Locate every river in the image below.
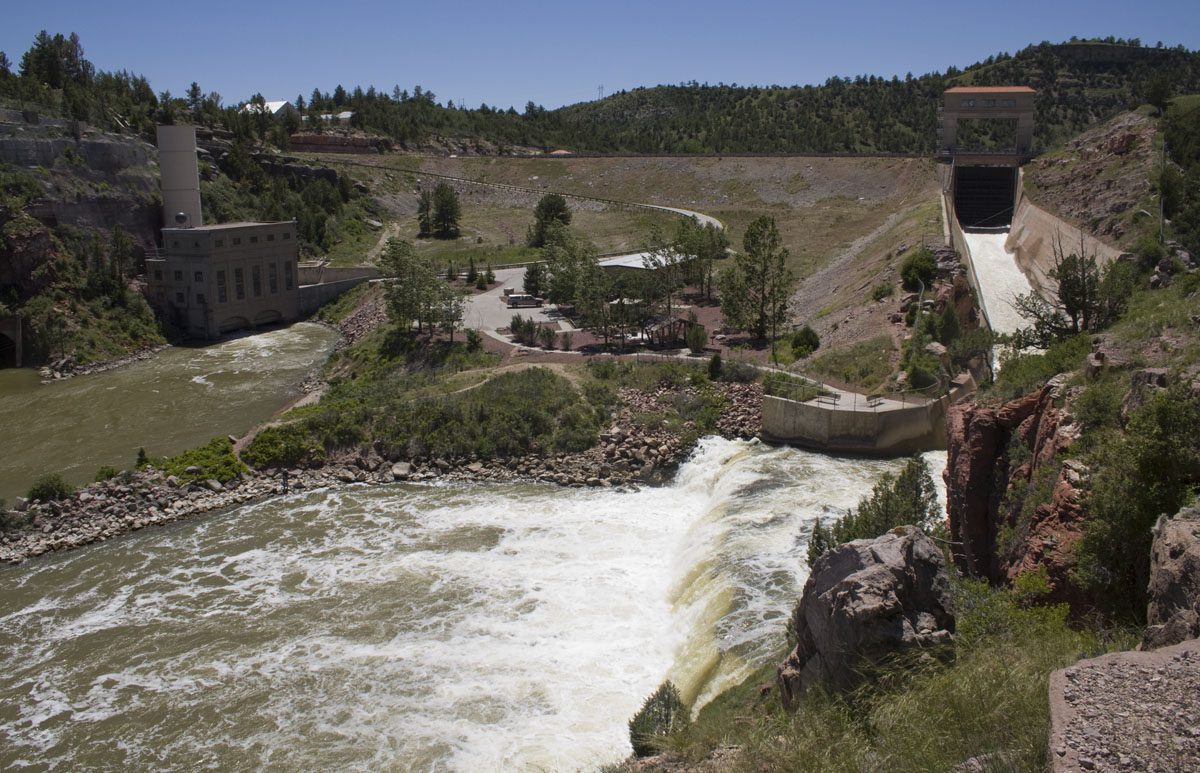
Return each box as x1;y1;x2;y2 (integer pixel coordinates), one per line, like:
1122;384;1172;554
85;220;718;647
0;323;340;503
0;438;946;770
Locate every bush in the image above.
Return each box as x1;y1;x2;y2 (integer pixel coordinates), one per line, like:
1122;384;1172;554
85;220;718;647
718;359;758;383
685;323;707;353
629;681;689;757
94;465;119;482
990;334;1090;400
871;282;895;301
707;353;723;379
790;325;820;358
900;248;936;291
1074;386;1200;620
156;437;248;483
465;328;482;353
28;473;74;502
807;456;940;567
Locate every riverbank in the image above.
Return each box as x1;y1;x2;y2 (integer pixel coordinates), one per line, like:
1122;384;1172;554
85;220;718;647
37;342;172;382
0;382;761;565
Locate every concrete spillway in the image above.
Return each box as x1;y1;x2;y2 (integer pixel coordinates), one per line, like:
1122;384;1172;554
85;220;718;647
960;229;1035;336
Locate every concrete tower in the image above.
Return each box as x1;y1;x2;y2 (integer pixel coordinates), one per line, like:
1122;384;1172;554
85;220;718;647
156;125;203;228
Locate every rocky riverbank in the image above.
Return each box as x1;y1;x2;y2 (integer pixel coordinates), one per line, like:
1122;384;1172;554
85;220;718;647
0;382;762;565
38;343;171;382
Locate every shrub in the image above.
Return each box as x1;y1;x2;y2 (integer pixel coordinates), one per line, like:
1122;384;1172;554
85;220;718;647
94;465;119;482
465;328;482;353
685;323;707;353
628;681;689;757
807;456;940;567
1074;386;1200;620
871;281;895;301
560;332;572;351
157;437;248;483
900;248;936;291
790;325;820;358
707;353;723;379
538;326;556;349
718;359;758;383
990;334;1090;400
28;473;74;502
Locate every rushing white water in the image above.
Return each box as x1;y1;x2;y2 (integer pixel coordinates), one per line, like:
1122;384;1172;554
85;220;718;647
960;230;1034;336
0;439;946;771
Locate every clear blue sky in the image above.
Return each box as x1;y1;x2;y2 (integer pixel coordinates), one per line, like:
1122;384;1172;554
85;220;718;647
2;0;1198;110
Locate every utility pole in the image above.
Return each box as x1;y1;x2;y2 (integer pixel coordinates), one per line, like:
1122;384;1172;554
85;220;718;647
598;84;604;101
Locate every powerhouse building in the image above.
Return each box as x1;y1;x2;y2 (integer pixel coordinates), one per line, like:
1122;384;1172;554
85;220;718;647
145;125;300;339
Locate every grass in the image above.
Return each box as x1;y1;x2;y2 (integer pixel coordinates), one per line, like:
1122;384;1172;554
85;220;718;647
659;579;1136;772
801;334;896;392
303;153;939;285
315;282;376;323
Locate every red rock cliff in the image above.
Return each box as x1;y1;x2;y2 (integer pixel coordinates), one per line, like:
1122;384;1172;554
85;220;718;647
944;376;1089;607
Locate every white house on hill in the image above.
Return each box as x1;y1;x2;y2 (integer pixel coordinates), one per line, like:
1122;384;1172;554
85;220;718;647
239;100;295;117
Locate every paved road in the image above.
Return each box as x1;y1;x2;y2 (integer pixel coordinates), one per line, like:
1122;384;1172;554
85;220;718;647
644;205;723;231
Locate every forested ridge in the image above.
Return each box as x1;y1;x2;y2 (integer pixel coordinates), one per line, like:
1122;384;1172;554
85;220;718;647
2;34;1199;155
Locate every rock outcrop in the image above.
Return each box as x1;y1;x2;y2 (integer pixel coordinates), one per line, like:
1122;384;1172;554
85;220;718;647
944;376;1088;607
1049;638;1200;771
1141;506;1200;650
776;526;954;709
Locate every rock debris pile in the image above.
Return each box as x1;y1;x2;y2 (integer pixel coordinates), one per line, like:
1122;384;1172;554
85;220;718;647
1049;639;1200;772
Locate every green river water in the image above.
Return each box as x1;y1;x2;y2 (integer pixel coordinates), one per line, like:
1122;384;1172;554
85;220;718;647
0;322;340;502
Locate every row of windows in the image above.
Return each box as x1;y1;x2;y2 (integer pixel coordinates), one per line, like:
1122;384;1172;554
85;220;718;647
958;98;1018;108
214;262;293;304
170;231;291;250
158;261;294;306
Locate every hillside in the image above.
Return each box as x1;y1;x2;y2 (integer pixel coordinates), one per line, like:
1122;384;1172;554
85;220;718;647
4;35;1200;158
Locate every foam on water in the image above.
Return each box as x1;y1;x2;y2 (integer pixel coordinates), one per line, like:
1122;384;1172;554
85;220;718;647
0;440;947;770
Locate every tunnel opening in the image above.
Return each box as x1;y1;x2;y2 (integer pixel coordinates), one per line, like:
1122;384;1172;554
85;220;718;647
0;332;17;369
954;166;1017;229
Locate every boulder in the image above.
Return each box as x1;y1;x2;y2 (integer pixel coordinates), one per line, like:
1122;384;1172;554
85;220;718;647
390;462;412;480
777;526;954;709
1141;506;1200;650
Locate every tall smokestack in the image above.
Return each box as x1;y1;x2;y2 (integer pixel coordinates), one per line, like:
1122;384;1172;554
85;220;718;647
157;125;203;228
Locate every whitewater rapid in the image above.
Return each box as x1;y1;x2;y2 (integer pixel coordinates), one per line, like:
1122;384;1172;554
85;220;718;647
0;438;945;770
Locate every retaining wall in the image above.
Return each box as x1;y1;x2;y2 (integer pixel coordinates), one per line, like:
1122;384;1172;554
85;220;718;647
761;394;950;456
1005;182;1124;298
297;265;380;286
298;276;372;315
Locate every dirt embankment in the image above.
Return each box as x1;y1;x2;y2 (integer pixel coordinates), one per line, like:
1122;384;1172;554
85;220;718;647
1023;111;1159;246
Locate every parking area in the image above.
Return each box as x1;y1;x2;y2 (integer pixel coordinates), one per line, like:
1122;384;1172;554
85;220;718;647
461;267;561;331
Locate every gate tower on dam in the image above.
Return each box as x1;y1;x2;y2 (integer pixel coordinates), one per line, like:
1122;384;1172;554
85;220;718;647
937;86;1035;229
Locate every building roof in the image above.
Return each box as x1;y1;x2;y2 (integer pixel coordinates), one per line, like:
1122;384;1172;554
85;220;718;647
944;86;1035;94
240;100;294;115
598;251;684;270
162;220;294;233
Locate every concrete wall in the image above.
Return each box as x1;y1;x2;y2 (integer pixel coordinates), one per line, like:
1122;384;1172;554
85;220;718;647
298;276;372;315
942;189;993;331
761;394;949;456
297;265;380;286
1005;181;1124;297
